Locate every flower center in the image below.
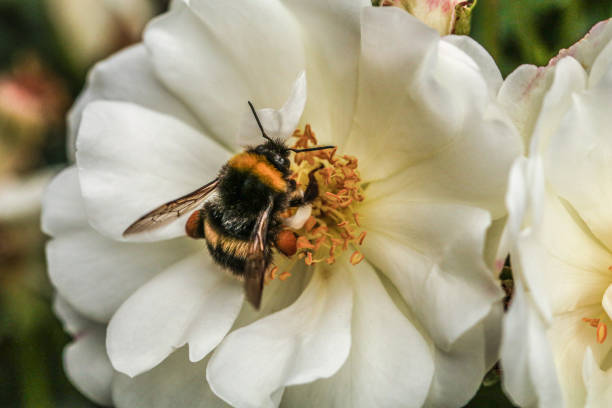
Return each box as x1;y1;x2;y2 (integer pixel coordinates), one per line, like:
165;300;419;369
288;125;366;267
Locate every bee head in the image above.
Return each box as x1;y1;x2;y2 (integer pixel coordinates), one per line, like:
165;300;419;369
254;140;291;173
247;101;333;173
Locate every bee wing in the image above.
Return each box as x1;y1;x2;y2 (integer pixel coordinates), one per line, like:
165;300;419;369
244;198;274;309
123;178;219;236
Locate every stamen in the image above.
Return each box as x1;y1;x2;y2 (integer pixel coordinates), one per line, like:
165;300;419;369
598;322;608;344
279;271;292;281
350;251;365;265
583;317;609;344
280;124;368;273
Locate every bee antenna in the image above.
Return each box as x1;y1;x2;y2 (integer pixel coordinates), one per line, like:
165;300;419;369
248;101;273;143
289;146;335;153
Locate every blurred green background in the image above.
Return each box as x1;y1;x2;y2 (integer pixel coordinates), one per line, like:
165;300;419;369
0;1;609;407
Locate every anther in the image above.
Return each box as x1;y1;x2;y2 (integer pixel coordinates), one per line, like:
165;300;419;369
350;251;365;265
598;322;608;343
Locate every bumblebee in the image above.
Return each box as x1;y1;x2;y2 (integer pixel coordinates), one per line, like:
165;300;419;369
123;102;333;309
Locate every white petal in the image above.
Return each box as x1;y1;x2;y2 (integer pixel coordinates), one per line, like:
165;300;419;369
500;277;563;408
545;87;612;250
549;305;612;407
346;8;520;189
345;7;437;180
64;326;114;407
68;44;201;160
281;0;368;147
530;56;587;154
41;166;88;236
496;156;546;269
107;252;243;377
362;104;521;218
425;308;495;407
498;64;555;147
517;191;612;319
583;347;612;408
44;164;195;322
442;35;503;97
361;200;502;348
602;284;612;320
589;39;612;89
53;295;91;336
207;266;353;408
113;348;229;408
237;71;306;146
47;230;195;323
144;0;304;151
283;262;433;408
76;101;230;242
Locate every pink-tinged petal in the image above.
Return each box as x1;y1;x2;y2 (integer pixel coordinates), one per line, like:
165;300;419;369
529;57;587;154
107;252;244;377
113;349;229;408
498;64;555;148
76;101;230;242
207;267;353;408
68;44;201;160
144;0;305;151
551;19;612;74
500;19;612;149
283;262;434;408
389;0;470;35
64;326;114;407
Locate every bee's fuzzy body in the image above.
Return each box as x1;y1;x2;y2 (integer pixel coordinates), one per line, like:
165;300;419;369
197;141;294;278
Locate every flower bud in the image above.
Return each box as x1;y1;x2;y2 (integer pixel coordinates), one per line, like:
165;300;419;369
374;0;477;35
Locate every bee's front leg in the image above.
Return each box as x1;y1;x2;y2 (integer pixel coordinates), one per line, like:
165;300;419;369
289;165;323;207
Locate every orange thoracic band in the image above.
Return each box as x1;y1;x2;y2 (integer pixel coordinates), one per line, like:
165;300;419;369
228;152;287;192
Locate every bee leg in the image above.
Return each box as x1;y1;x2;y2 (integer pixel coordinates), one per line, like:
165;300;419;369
289;165;323;207
185;209;206;239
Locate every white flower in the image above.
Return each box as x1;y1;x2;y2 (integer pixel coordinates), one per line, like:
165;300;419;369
498;18;612;408
45;2;521;407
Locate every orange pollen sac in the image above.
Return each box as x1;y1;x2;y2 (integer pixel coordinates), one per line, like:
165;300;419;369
284;125;367;268
583;317;608;344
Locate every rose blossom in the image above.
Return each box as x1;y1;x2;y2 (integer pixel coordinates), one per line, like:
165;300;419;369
497;18;612;408
44;1;521;407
